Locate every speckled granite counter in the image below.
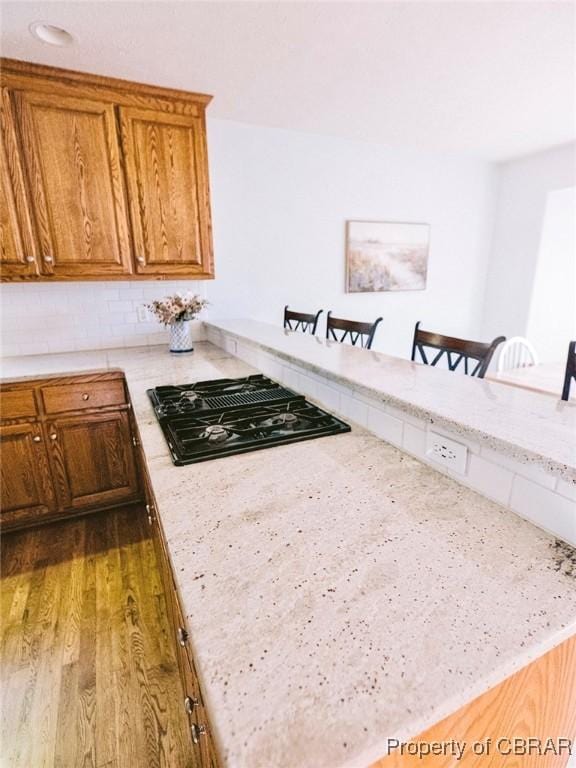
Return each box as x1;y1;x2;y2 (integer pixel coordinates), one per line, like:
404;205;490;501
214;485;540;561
206;319;576;482
2;343;576;768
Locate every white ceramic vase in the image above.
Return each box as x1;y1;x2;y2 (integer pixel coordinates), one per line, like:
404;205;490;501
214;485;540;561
170;319;194;353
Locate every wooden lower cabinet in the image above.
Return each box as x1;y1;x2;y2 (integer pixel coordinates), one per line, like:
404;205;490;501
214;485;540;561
371;634;576;768
47;410;138;510
141;459;220;766
0;372;141;530
0;421;56;526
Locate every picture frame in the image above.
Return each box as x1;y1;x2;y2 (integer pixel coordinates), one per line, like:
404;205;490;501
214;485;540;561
345;220;430;293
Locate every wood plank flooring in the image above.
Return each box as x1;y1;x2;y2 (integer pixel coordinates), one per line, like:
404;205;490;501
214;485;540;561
0;506;194;768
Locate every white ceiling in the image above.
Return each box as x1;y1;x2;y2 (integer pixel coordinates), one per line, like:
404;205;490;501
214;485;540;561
1;1;575;161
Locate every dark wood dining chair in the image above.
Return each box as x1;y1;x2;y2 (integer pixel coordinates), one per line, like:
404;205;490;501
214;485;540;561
411;321;505;378
561;341;576;401
283;306;323;334
325;312;383;350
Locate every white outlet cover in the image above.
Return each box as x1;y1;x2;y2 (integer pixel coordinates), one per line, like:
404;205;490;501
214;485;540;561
425;430;468;475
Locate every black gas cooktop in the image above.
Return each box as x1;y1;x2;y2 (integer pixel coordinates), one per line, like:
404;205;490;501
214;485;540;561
148;374;350;465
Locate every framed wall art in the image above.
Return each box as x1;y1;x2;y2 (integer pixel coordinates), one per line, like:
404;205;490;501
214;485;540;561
346;220;430;293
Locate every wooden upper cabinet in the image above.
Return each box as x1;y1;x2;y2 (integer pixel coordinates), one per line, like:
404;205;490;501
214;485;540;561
0;88;39;278
119;107;213;277
0;58;214;282
13;89;133;277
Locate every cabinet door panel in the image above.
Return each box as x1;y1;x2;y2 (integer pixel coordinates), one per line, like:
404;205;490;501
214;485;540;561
15;90;133;277
48;410;138;510
0;422;56;525
0;88;39;278
120;107;213;277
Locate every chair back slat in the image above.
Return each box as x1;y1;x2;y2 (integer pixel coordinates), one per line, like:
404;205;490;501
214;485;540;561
411;321;505;379
497;337;539;372
561;341;576;401
325;313;382;350
284;306;323;335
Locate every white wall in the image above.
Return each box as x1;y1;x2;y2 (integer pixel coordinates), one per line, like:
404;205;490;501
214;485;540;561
0;118;496;359
526;186;576;362
206;119;497;359
481;143;576;351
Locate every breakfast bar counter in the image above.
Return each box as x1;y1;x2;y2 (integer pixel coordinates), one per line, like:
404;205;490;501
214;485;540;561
205;319;576;483
2;342;576;767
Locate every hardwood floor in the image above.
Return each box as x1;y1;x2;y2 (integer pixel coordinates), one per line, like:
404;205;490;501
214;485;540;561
0;506;194;767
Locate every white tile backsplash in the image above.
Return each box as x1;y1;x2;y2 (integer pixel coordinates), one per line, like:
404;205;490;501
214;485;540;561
465;453;514;506
0;281;207;356
367;405;404;447
296;371;319;399
556;478;576;502
281;365;300;391
257;352;283;381
510;476;576;546
480;446;557;490
315;380;341;412
402;423;427;458
338;392;369;427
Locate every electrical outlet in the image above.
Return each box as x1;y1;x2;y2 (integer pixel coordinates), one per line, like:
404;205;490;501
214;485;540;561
136;306;150;323
425;431;468;475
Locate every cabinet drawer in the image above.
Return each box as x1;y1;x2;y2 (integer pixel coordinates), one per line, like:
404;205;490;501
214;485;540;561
42;380;126;413
0;388;37;420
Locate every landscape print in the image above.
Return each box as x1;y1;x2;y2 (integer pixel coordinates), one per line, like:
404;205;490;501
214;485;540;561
346;220;430;293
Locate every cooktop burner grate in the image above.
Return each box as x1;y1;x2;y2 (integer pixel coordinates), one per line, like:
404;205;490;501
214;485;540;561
161;400;351;465
147;374;350;465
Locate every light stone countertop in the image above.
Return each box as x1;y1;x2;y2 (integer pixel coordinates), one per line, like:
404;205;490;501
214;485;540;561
2;343;576;768
206;319;576;482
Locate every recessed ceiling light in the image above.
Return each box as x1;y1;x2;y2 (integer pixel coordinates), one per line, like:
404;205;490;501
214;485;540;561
29;22;74;47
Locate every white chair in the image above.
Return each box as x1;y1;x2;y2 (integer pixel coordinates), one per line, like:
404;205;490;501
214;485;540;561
497;337;539;372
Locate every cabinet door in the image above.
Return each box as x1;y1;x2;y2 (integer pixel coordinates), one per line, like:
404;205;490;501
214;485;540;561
119;107;214;277
0;421;56;526
14;89;133;277
47;410;139;511
0;89;39;278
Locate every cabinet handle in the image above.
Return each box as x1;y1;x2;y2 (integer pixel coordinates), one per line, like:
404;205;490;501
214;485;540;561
145;503;154;525
33;435;42;443
184;696;199;714
82;393;90;401
44;255;54;263
190;723;206;745
177;626;189;646
136;256;145;264
50;433;57;440
26;256;35;263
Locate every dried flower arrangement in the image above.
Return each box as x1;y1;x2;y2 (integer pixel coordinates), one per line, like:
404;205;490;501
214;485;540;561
145;293;208;326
